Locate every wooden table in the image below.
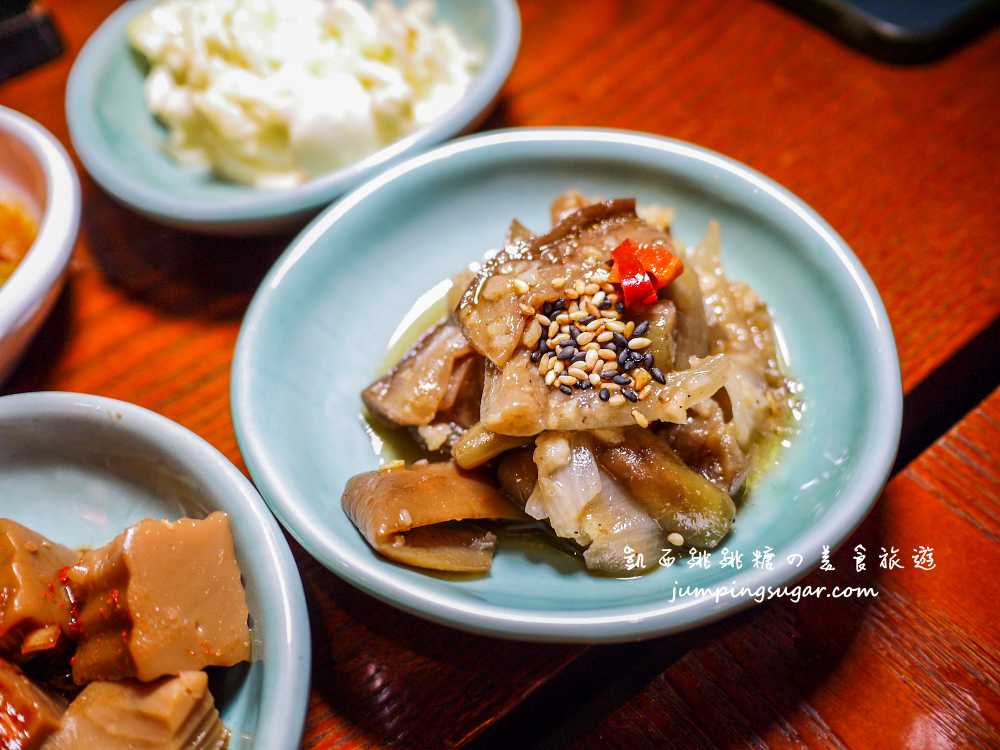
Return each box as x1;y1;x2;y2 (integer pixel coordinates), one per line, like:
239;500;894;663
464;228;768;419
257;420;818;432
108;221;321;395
3;1;999;748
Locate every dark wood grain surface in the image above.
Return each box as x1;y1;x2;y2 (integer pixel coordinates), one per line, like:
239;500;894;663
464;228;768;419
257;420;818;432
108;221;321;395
1;1;998;748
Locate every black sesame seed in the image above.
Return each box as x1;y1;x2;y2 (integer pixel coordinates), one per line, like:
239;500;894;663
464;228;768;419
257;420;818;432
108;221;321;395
542;302;553;317
576;380;592;390
599;388;610;401
651;367;666;384
568;325;582;339
612;374;632;386
622;387;639;402
573;352;587;363
559;384;573;395
616;301;626;313
643;352;654;369
599;299;612;310
579;315;596;325
612;332;629;350
552;298;566;311
601;371;617;381
634;320;650;337
557;346;576;360
605;342;617;353
530;350;541;363
618;349;629;366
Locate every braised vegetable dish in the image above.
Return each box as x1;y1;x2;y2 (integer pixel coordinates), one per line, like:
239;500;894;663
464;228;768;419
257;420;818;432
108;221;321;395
344;191;799;576
0;514;250;749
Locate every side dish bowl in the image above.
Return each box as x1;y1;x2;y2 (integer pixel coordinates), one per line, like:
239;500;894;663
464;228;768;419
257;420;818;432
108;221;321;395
65;0;520;234
231;128;902;643
0;106;79;384
0;392;311;749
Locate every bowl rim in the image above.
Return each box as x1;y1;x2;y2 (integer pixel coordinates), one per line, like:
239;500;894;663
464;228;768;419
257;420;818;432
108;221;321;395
0;106;80;342
64;0;521;231
231;127;903;643
0;391;312;748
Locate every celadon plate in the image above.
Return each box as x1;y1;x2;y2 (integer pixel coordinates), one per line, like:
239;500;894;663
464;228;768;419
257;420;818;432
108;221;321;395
232;129;902;643
65;0;520;234
0;392;311;748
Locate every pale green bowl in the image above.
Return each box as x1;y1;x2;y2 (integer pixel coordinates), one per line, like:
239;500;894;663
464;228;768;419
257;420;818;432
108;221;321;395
232;129;902;643
65;0;520;234
0;392;311;748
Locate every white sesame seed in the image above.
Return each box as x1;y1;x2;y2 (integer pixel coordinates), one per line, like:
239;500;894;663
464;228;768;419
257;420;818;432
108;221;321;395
639;385;652;399
631;409;649;428
600;310;618;320
598;349;617;361
512;278;530;294
585;319;604;332
591;290;606;307
586;302;601;317
552;361;565;374
569;310;587;321
624;321;635;338
558;374;577;386
536;313;551;326
628;337;652;350
519;302;535;315
551;277;566;289
539;354;551;373
574;279;586;295
585;349;599;368
553;332;570;344
565;288;580;299
667;532;685;546
560;324;570;334
576;331;595;346
544;370;557;386
556;313;570;325
588;372;602;386
596;331;614;343
585;342;600;352
609;394;626;406
522;319;542;349
606;320;626;332
584;282;600;295
568;366;588;381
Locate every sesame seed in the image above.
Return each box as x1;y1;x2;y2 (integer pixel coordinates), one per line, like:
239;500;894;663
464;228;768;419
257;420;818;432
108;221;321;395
568;366;588;380
539;354;550;373
552;361;564;374
634;320;650;337
591;290;606;307
633;368;651;391
512;278;530;294
612;332;629;350
536;313;551;327
585;318;604;332
565;288;580;299
609;394;626;406
616;301;626;313
519;302;536;315
548;321;559;338
556;313;570;325
628;337;652;350
557;346;576;360
667;532;685;546
601;371;617;381
643;352;654;370
579;315;596;326
522;319;542;349
639;385;652;399
622;387;639;402
600;309;618;319
551;277;566;289
530;350;541;363
612;374;631;386
569;310;587;321
576;331;595;346
606;320;626;332
585;349;599;368
598;349;617;361
631;409;649;428
599;388;611;401
589;372;602;386
650;367;666;384
545;370;557;386
585;342;600;352
624;321;635;338
558;374;577;386
574;280;586;295
559;384;573;395
618;349;629;366
596;331;614;343
584;282;600;295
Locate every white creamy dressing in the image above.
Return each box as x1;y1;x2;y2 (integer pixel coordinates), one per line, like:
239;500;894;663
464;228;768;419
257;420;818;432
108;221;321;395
128;0;480;187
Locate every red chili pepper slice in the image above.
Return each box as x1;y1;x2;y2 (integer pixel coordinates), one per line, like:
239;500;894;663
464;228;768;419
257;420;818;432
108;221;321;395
610;239;658;307
636;244;684;289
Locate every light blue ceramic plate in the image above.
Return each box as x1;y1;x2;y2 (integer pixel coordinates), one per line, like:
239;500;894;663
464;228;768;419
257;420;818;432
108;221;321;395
0;392;311;748
65;0;520;234
232;129;902;643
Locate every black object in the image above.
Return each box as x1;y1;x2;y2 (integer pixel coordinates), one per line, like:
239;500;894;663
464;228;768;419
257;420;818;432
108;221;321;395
0;2;64;83
775;0;1000;63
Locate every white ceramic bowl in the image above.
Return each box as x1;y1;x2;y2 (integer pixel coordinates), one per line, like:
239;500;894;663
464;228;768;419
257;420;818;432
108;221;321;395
0;106;80;383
